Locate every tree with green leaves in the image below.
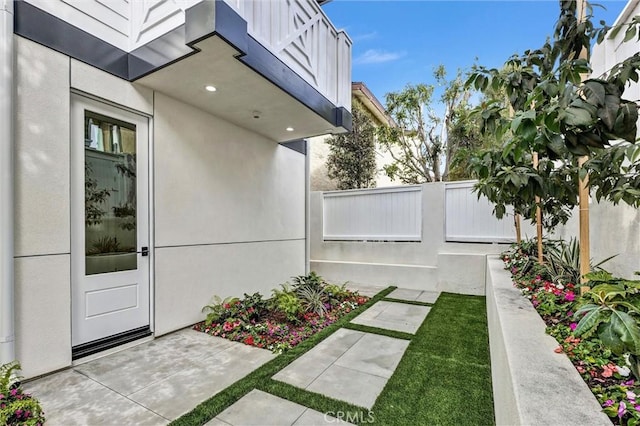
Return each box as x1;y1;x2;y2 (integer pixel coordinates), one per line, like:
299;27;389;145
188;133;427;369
467;1;640;230
377;66;478;183
326;104;377;190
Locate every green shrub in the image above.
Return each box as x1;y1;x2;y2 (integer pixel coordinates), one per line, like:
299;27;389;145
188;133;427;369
270;284;303;322
202;295;240;326
546;237;616;285
574;271;640;379
292;271;326;293
0;361;45;426
325;282;351;304
297;285;329;317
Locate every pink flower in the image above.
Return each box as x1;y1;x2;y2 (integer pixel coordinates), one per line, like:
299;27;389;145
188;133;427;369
570;323;578;331
564;291;576;302
602;364;616;378
619;401;627;418
603;399;615;407
10;389;17;396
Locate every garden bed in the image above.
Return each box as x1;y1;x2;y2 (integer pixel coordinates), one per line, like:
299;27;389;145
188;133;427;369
486;256;609;426
193;273;369;353
499;241;640;426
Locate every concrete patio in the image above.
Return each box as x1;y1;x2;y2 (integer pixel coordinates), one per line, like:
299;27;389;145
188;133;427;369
23;287;438;425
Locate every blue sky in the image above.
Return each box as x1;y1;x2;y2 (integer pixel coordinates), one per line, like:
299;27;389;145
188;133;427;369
323;0;629;105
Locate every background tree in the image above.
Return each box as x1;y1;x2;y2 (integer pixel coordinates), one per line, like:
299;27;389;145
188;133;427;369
326;104;377;190
377;66;480;183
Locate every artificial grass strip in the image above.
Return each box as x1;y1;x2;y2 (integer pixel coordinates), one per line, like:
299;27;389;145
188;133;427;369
382;297;434;307
342;322;414;341
370;292;495;426
169;285;396;426
415;292;492;366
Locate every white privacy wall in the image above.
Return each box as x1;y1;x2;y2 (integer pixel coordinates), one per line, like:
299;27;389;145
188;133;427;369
323;186;422;241
311;182;506;294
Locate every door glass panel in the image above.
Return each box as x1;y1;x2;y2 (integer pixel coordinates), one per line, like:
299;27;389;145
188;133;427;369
84;111;137;275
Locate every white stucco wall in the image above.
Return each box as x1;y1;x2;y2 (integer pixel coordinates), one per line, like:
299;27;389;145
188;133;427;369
153;92;306;335
552;201;640;279
14;36;72;378
588;1;640;278
13;36;307;377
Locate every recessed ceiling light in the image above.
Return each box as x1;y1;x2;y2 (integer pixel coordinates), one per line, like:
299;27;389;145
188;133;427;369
286;127;294;132
205;85;217;92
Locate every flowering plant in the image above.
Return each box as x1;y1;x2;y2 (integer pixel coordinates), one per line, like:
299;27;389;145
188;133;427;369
195;274;369;354
0;361;45;426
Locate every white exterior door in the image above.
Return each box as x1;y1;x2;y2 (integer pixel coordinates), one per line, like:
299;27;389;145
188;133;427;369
71;94;150;351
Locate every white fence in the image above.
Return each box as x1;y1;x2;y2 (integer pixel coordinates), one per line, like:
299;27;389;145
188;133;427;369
444;181;521;243
321;182;526;243
323;186;422;241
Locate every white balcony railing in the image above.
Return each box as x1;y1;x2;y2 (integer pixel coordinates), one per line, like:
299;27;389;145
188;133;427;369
27;0;351;110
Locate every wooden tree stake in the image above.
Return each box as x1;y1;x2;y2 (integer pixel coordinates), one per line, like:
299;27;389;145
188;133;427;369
577;0;591;289
579;155;590;287
533;152;543;264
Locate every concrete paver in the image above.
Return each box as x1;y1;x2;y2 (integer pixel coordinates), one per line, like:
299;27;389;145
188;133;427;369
350;300;430;334
273;329;409;409
344;282;387;298
307;364;388;409
334;333;409;379
272;329;365;388
415;290;440;304
214;390;353;426
387;288;440;303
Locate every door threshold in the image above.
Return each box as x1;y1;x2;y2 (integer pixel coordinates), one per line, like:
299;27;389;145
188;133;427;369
72;326;152;361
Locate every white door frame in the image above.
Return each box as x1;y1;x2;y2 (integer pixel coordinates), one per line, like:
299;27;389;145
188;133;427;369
70;93;154;351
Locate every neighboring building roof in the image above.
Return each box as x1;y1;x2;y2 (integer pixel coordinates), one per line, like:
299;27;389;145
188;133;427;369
352;82;396;127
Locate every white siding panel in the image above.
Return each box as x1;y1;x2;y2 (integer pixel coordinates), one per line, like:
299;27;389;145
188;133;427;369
27;0;130;49
323;186;422;241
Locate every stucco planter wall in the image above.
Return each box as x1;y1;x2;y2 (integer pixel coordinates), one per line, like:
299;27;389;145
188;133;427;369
486;256;611;426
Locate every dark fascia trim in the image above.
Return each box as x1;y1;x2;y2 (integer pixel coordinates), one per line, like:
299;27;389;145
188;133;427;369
280;139;307;155
14;0;351;132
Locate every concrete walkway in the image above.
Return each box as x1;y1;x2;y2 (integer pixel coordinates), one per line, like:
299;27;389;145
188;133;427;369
24;287;438;425
24;330;276;425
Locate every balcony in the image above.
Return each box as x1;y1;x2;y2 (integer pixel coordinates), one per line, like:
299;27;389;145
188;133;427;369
18;0;352;140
